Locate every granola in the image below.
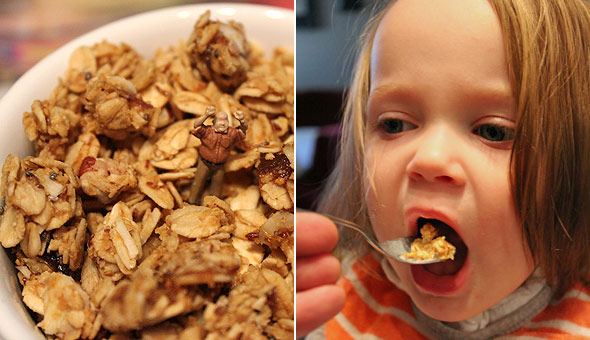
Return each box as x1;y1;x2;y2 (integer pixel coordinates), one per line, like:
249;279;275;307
1;10;293;340
402;223;456;261
188;10;251;92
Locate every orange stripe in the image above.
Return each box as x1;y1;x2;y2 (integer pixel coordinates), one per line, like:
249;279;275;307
530;297;590;328
570;282;590;295
329;276;428;339
350;253;383;274
330;255;590;339
349;254;415;313
325;319;355;340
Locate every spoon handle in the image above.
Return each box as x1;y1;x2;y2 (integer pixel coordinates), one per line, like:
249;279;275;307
298;209;444;264
316;213;392;258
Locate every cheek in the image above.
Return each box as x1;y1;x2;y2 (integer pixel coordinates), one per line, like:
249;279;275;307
364;146;393;213
363;146;406;240
363;151;377;204
473;160;527;254
470;161;535;292
477;199;534;271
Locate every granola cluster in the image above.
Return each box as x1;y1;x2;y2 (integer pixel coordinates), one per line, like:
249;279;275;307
0;10;293;340
188;10;251;92
401;224;456;261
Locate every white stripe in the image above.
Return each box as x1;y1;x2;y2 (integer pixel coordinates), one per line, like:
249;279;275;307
525;319;590;336
342;270;433;339
554;288;590;304
335;313;386;340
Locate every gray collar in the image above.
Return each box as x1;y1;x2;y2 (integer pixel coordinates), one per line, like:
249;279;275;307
381;259;553;340
413;284;552;340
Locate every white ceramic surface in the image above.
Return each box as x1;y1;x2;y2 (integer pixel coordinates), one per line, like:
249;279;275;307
0;4;293;339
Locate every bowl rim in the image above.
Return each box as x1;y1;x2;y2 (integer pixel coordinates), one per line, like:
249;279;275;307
0;2;293;107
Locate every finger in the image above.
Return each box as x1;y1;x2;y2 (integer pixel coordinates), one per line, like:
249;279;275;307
296;285;345;338
296;253;341;292
296;212;339;256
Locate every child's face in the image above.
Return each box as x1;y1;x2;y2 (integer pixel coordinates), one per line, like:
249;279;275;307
364;0;535;321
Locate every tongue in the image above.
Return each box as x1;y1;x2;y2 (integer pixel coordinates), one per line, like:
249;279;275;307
423;254;465;275
420;219;468;276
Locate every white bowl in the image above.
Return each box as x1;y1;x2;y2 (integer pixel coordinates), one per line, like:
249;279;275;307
0;4;293;339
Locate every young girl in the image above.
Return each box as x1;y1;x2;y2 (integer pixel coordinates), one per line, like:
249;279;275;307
296;0;590;339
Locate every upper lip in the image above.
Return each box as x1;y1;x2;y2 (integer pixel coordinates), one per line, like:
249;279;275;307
404;206;461;239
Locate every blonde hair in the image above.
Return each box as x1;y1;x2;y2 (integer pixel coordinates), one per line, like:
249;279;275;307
492;0;590;295
317;2;392;258
318;0;590;295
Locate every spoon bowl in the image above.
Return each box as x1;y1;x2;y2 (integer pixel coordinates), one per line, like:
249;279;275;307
319;213;446;265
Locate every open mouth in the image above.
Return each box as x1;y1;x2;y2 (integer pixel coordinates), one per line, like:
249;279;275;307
416;217;468;276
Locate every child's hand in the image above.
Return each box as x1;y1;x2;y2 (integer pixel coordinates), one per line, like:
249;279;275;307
296;212;346;338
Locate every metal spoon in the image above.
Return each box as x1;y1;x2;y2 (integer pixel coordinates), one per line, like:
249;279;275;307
318;213;446;265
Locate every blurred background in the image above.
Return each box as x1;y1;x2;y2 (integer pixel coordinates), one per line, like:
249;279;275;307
296;0;374;209
0;0;292;99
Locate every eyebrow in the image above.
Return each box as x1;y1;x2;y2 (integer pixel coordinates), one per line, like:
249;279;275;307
368;83;514;110
368;84;419;103
367;84;423;114
462;86;515;108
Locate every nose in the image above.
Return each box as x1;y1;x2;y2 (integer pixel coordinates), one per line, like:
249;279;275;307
406;126;466;186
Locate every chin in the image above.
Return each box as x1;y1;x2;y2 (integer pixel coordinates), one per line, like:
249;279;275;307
397;262;489;322
410;293;483;322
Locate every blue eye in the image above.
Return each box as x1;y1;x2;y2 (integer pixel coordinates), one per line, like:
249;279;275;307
380;118;416;134
474;124;514;142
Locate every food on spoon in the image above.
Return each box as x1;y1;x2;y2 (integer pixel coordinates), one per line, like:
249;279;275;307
401;223;456;261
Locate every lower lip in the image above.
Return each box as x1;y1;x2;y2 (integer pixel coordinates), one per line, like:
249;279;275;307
410;257;469;295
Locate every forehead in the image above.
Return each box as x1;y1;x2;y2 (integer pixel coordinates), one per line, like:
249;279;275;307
370;0;509;92
215;112;228;119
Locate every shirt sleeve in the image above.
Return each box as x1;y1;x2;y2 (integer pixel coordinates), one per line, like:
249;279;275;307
231;127;246;142
194;126;207;139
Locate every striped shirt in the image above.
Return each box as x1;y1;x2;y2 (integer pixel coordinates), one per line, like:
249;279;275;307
323;254;590;339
